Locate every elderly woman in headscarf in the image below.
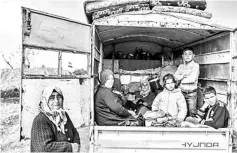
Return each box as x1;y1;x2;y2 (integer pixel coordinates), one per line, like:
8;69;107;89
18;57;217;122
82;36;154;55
94;69;137;126
31;86;80;152
133;77;156;111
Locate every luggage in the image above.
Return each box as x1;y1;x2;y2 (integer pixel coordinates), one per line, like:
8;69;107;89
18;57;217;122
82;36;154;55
85;0;150;13
150;0;207;11
92;3;150;20
149;78;162;90
152;6;212;19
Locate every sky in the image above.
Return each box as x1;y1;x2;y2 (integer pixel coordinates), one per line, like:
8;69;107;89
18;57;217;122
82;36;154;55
0;0;237;69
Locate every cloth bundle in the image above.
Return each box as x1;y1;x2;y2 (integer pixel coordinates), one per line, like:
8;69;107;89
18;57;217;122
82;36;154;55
118;113;145;126
143;110;166;119
152;6;212;19
92;3;150;20
150;0;207;10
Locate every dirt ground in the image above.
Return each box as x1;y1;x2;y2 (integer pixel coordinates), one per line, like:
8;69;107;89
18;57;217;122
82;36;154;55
0;98;89;153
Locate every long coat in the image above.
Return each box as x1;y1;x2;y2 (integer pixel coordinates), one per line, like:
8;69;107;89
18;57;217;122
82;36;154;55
31;112;80;152
94;86;133;126
152;88;187;121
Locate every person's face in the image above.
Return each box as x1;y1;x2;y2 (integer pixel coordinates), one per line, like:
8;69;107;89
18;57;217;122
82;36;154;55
105;75;114;89
141;82;149;92
163;60;171;67
204;93;217;106
182;50;194;63
164;78;175;91
48;91;63;111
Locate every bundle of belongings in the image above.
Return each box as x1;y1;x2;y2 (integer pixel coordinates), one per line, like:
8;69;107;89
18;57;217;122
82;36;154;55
84;0;212;23
143;110;181;127
143;110;213;128
118;113;145;126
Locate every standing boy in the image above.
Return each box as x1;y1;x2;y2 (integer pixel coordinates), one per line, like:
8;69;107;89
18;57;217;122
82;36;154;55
174;47;199;117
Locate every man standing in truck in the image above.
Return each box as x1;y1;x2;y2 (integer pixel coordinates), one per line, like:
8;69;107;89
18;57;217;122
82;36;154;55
174;47;199;117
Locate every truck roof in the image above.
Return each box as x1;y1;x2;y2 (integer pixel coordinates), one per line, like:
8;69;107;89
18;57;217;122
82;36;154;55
92;11;233;50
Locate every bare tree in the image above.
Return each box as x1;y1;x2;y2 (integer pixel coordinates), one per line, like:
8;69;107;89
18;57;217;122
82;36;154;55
0;49;13;69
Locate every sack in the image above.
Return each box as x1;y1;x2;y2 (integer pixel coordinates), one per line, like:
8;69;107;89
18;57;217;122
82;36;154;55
143;110;166;119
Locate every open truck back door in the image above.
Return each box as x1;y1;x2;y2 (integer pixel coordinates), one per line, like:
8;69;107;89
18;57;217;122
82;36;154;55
20;7;93;152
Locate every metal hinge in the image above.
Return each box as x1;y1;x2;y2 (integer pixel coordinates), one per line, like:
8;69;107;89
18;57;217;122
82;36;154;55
232;66;235;72
24;9;31;36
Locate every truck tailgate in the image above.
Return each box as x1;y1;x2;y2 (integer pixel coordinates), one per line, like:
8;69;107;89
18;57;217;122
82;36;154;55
93;126;232;153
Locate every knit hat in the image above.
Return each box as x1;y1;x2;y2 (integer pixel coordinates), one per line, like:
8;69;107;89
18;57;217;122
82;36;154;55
100;69;114;85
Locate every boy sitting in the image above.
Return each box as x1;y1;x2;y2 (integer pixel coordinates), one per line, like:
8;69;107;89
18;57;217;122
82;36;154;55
186;86;229;129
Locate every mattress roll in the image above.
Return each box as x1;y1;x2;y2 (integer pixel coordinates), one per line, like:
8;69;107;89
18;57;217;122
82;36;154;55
85;0;150;13
152;5;212;19
150;0;207;11
92;3;150;20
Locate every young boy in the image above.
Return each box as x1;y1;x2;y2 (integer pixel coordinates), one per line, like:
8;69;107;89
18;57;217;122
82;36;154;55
195;86;229;129
152;74;187;121
174;47;199;117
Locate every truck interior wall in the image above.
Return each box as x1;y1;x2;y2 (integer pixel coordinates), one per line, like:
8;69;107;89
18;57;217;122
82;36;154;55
103;41;166;59
173;33;230;104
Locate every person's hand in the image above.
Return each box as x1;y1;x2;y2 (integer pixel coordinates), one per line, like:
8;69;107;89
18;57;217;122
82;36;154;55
71;143;80;152
128;110;136;116
201;102;210;111
143;102;148;106
196;115;202;123
133;98;141;104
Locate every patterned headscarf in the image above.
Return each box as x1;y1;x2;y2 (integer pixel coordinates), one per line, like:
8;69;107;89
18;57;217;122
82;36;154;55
140;77;151;98
39;86;67;134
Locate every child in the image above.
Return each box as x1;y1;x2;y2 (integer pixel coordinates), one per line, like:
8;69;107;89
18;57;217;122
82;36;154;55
187;86;229;129
152;74;187;121
174;47;199;117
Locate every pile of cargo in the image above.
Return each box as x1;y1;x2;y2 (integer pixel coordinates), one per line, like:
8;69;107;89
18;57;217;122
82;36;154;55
84;0;212;22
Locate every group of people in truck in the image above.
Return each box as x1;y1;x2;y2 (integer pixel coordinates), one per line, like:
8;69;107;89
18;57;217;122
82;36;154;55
94;47;229;129
29;47;230;152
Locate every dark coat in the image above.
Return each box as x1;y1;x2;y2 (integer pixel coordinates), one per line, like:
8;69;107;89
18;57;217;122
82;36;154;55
135;91;156;109
31;112;80;152
197;101;229;129
94;86;133;126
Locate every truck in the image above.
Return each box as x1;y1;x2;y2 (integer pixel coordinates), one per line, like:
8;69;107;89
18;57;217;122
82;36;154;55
20;5;237;153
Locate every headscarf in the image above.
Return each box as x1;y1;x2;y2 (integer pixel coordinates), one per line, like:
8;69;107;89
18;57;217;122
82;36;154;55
100;69;114;85
140;77;151;98
39;86;67;134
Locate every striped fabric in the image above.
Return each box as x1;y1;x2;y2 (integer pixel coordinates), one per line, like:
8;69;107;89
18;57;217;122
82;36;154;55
92;3;150;20
152;6;212;19
150;0;207;10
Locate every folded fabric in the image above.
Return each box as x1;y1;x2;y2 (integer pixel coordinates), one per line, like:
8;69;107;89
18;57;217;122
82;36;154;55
152;6;212;19
143;110;166;119
85;0;150;13
181;121;212;128
150;0;207;11
185;116;199;124
92;3;150;20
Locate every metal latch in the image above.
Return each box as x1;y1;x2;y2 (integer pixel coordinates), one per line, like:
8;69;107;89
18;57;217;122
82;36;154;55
24;9;31;36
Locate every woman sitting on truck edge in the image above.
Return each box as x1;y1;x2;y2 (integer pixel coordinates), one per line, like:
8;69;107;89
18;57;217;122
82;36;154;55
186;86;229;129
152;73;187;122
31;86;80;152
94;69;142;126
